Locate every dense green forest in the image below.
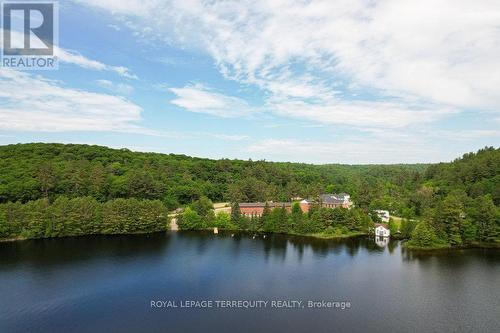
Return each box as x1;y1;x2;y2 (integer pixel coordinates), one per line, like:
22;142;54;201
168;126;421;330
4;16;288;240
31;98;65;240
0;197;169;239
405;146;500;248
0;143;498;247
0;143;425;211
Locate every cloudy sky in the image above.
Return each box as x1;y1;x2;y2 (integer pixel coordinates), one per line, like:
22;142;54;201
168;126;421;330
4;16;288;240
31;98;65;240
1;0;499;164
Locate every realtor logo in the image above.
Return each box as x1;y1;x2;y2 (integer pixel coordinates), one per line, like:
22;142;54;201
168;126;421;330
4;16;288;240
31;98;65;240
1;0;58;69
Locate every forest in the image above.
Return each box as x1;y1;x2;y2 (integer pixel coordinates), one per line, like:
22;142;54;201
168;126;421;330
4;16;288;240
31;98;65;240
0;197;168;239
0;143;498;247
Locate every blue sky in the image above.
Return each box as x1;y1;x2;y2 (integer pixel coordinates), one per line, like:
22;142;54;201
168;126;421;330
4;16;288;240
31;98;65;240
1;0;499;164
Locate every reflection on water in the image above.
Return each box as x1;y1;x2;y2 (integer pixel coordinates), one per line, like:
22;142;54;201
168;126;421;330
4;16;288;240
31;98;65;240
3;231;498;271
0;233;171;269
1;232;499;333
375;236;389;248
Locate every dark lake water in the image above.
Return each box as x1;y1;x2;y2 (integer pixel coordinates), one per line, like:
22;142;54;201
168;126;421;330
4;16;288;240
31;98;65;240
1;232;499;333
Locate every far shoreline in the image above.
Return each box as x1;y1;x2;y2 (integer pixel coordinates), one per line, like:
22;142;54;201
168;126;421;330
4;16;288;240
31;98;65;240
2;230;499;251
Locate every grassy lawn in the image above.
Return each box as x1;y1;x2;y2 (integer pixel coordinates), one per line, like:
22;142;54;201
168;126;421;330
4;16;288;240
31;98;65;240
213;202;230;209
391;216;403;229
213;202;231;215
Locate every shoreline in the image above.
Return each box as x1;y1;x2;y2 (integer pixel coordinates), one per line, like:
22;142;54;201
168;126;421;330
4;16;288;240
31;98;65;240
3;230;499;251
0;236;27;243
402;240;500;251
299;231;367;239
172;227;369;240
0;229;367;243
0;230;166;243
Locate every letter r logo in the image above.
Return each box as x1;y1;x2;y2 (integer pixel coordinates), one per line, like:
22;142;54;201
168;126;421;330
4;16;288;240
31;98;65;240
2;2;54;56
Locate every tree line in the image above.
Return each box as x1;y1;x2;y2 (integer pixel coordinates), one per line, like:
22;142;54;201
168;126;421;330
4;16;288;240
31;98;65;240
0;197;169;240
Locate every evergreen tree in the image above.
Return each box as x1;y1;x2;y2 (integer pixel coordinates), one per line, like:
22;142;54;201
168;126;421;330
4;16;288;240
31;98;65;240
388;218;398;235
408;221;441;248
460;219;477;245
0;205;7;238
308;210;324;233
276;206;289;233
400;218;417;239
25;199;50;238
230;202;241;226
290;202;303;231
471;195;497;242
434;195;464;245
260;202;271;230
332;208;350;227
37;163;56;199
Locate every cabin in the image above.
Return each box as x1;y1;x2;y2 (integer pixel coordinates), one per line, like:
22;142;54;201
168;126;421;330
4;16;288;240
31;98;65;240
374;223;390;237
374;210;390;222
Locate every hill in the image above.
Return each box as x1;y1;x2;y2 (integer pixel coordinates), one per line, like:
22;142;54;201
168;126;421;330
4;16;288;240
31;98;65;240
0;143;426;213
424;147;499;205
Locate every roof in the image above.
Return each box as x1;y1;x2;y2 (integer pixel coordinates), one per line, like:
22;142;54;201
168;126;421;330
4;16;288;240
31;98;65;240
374;223;389;230
239;202;291;208
319;194;345;204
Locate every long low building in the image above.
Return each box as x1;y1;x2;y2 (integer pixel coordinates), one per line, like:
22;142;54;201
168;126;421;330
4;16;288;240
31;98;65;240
239;193;353;217
239;202;292;217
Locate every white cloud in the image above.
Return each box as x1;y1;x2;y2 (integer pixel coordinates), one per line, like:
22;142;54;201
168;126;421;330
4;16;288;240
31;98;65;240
211;134;249;141
0;68;143;132
56;48;106;71
242;126;498;164
246;138;444;164
110;66;138;80
108;24;121;31
169;84;259;118
96;79;134;94
76;0;500;124
169;83;454;128
73;0;154;16
0;70;252;142
56;48;138;79
268;98;455;129
1;28;138;79
428;129;500;141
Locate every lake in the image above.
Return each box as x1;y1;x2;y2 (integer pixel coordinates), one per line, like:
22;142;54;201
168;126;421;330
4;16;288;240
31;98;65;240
1;232;499;333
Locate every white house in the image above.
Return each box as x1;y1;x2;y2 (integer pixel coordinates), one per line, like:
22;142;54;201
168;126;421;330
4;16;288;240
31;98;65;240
374;223;390;237
374;210;390;222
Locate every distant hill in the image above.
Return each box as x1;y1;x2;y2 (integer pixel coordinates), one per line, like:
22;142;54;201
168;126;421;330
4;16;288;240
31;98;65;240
424;147;500;205
0;143;427;213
